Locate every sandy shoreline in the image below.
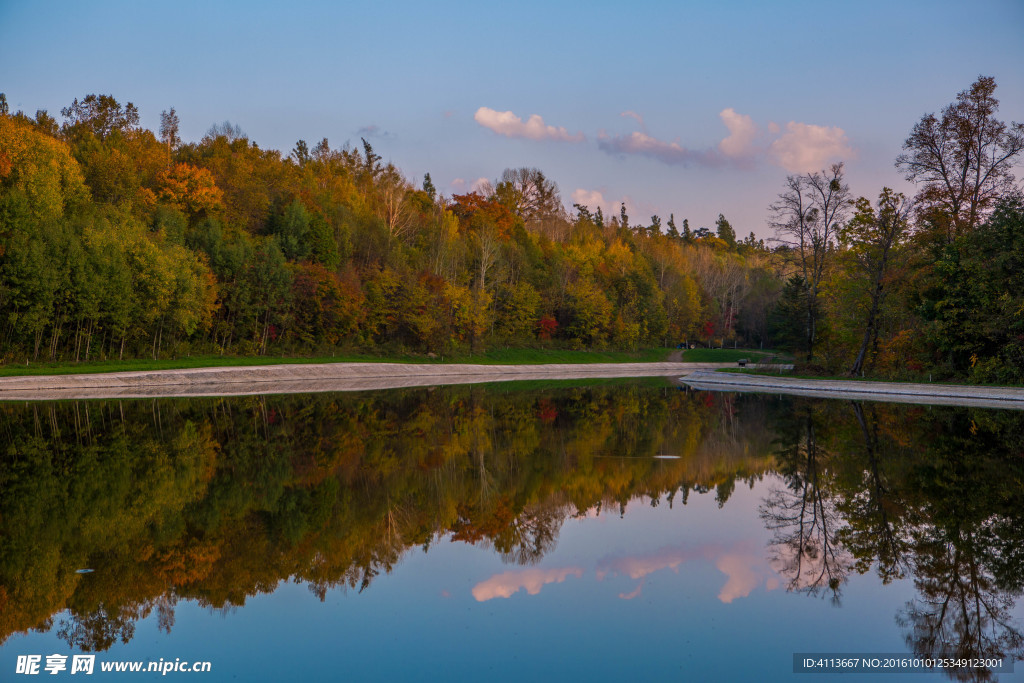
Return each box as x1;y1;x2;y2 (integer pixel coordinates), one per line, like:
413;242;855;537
682;370;1024;410
0;362;738;401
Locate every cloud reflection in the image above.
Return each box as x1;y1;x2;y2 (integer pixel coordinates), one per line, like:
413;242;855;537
597;543;780;604
472;567;584;601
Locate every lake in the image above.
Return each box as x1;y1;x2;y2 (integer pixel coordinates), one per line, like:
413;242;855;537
1;379;1021;681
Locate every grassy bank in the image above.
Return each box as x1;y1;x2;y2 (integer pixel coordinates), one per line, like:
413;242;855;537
0;347;676;378
680;348;784;363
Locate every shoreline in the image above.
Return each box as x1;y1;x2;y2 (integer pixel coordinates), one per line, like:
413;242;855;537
682;370;1024;410
0;361;740;401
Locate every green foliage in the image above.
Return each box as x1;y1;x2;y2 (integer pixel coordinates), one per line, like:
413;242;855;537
923;198;1024;383
1;91;789;363
715;213;736;248
768;275;813;357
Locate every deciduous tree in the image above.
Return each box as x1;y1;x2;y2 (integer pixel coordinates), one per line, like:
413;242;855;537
896;76;1024;242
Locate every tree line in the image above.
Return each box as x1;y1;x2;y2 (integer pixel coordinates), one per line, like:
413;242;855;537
0;94;776;363
0;75;1021;382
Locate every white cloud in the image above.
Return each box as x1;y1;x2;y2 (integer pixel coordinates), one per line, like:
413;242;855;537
718;108;757;158
768;122;854;172
450;177;491;194
474;107;585;142
472;567;584;601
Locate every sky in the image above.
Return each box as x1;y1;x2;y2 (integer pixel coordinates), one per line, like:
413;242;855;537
1;0;1022;238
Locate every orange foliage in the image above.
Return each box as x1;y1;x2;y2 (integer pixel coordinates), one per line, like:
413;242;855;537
450;497;516;545
449;192;518;239
156;162;224;218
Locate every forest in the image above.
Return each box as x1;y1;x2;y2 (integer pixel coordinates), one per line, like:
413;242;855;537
0;75;1021;382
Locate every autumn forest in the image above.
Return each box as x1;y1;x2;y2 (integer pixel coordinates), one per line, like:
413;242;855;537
0;75;1022;382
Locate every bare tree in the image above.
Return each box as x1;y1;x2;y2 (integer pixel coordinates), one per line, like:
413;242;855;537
761;410;852;603
896;75;1024;242
687;248;750;346
377;166;413;243
159;108;180;156
769;163;851;361
494;167;567;239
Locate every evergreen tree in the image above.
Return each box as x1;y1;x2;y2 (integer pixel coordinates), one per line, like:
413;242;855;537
667;213;679;238
716;213;736;248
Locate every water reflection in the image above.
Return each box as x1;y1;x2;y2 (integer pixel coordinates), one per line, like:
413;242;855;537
0;382;1022;680
765;399;1024;680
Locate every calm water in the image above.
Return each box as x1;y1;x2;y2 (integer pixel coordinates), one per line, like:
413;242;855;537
1;380;1022;681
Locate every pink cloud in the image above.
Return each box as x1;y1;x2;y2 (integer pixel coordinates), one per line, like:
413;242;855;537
471;566;584;601
715;553;765;603
474;107;585;142
596;546;692;581
768;121;855;172
598;543;782;604
619;581;645;600
570;188;638;217
718;108;758;158
597;108;854;172
620;110;647;132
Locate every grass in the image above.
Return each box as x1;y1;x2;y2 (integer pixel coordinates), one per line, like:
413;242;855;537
679;348;785;363
458;347;673;365
0;347;676;378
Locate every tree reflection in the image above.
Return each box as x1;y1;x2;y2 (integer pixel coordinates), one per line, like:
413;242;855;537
837;402;912;583
0;382;773;649
899;528;1024;681
766;399;1024;680
5;383;1023;680
761;408;851;602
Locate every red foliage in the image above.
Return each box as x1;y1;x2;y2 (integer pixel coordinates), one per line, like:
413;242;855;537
537;316;558;340
535;399;558;423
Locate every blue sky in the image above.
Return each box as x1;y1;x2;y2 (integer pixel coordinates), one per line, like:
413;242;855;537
2;0;1022;236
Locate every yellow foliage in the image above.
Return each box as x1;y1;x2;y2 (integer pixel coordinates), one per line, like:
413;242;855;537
0;115;88;223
